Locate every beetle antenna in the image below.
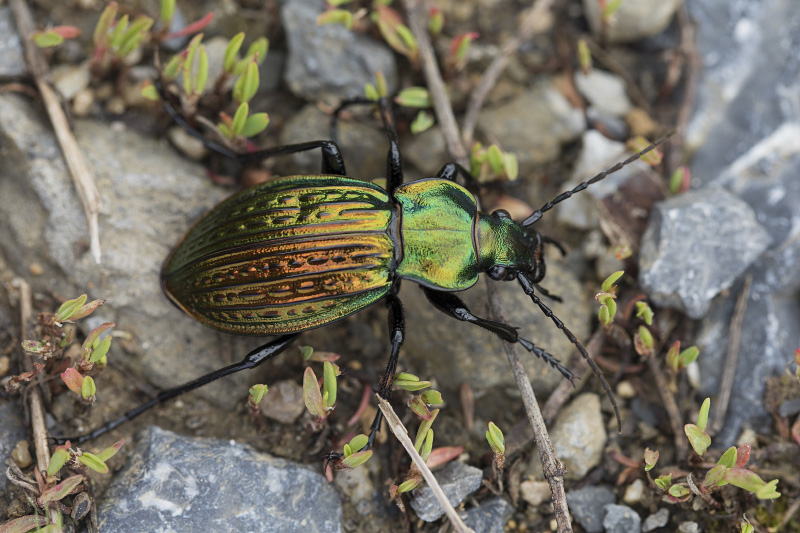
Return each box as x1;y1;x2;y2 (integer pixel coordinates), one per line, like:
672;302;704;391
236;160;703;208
517;273;622;431
522;132;675;227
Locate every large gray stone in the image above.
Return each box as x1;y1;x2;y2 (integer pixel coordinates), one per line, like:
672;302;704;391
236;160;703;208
281;0;397;104
96;427;342;532
547;393;607;480
566;485;615;533
0;7;25;78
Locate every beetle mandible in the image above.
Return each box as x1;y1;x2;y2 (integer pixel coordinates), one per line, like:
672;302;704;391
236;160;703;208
69;85;670;446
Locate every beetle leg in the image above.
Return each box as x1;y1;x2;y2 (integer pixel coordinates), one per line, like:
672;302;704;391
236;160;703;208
366;294;406;448
434;163;483;197
237;141;346;175
55;333;300;445
422;287;574;381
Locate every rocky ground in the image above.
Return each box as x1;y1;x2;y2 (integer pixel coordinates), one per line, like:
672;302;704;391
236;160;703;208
0;0;798;532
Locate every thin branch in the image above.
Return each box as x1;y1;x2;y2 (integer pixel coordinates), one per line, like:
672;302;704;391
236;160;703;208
15;278;60;526
9;0;102;263
709;274;751;436
401;1;572;530
377;396;473;533
462;0;557;144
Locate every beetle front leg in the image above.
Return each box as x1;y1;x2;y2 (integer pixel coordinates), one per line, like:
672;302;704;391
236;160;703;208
422;287;574;381
365;293;405;448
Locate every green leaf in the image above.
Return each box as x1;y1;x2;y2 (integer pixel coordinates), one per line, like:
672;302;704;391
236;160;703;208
485;421;505;454
192;44;209;95
90;336;111;363
409;395;431;420
95;439;125;462
223;32;245;73
414;409;439;451
164;50;188;81
679;346;699;367
108;14;129;49
83;322;115;353
117;16;153;58
317;9;354;30
245;37;269;65
394;87;431;108
234;61;259;103
421;429;434;462
394;372;419;382
741;522;754;533
718;446;737;468
300;345;314;361
183;33;204;95
396;477;420;493
503;152;518;181
303;367;325;418
0;515;49;533
638;325;653;350
486;145;504;175
394;379;431;392
668;484;689;498
684;423;711;456
603;0;622;19
161;0;176;25
323;361;337;408
56;294;88;322
374;71;388;98
643;447;658;471
577;38;592;72
703;464;728;489
93;2;118;48
410;111;434;134
33;31;64;48
420;390;442;405
665;341;681;371
81;375;96;399
697;397;711;430
61;368;84;395
654;474;671;491
47;448;70;477
232;102;249;136
601;271;624;292
598;305;610;326
249;384;268;405
635;302;653;326
78;452;108;473
348;434;369;454
428;7;443;35
340;449;372;469
242;113;270;138
38;474;83;504
724;468;781;499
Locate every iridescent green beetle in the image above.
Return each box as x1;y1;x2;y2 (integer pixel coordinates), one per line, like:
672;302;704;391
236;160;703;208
73;91;668;445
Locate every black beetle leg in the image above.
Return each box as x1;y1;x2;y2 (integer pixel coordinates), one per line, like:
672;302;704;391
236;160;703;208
533;283;563;303
55;333;300;445
434;163;481;197
237;141;346;175
422;287;574;381
365;294;405;448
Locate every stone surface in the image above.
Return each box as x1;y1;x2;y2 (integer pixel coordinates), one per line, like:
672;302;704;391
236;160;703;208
281;0;397;104
643;508;670;532
520;479;551;506
622;478;645;505
584;0;681;43
259;379;305;425
548;393;607;479
402;262;590;398
603;504;642;533
639;188;771;319
459;497;514;533
0;402;27;493
477;79;586;176
0;94;263;412
0;7;25;78
566;485;615;533
409;462;483;522
96;427;342;533
574;70;633;118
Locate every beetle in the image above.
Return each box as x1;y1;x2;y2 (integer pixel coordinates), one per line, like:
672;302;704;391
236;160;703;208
67;86;669;446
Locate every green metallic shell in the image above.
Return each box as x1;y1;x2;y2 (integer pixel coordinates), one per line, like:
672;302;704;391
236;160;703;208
162;176;394;335
394;179;479;290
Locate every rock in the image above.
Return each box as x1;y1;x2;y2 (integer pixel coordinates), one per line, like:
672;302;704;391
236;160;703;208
96;427;342;532
278;103;388;181
603;504;642;533
0;94;267;413
281;0;397;104
460;497;514;533
11;440;33;469
409;462;483;522
643;508;670;532
477;79;586;176
583;0;681;43
556;130;650;230
639;188;770;319
622;478;645;505
0;7;25;78
548;393;607;479
167;126;209;161
566;485;615;533
402;261;590;397
0;402;27;493
520;479;551;506
403;126;449;177
678;521;700;533
51;62;91;101
259;379;305;425
574;70;632;118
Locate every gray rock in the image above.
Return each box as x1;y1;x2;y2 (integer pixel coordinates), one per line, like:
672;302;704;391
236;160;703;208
259;379;305;425
460;497;514;533
278;103;388;180
583;0;681;43
0;402;27;493
404;126;449;177
477;79;586;176
639;188;771;319
402;262;589;397
548;393;607;479
0;94;266;412
0;7;25;78
409;461;483;522
603;504;642;533
574;70;632;118
281;0;397;104
677;522;700;533
566;485;615;533
642;508;670;532
96;427;342;532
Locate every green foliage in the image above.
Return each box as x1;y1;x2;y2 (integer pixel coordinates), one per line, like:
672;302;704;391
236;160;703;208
469;142;518;183
596;271;623;326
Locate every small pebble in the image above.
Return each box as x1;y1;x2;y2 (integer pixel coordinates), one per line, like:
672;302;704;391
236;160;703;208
737;428;758;449
105;96;126;115
12;440;33;468
616;381;636;399
626;108;660;137
28;262;44;276
0;355;10;377
678;521;700;533
623;478;645;504
520;479;551;506
71;88;94;117
167;126;209;161
643;508;670;532
259;379;305;425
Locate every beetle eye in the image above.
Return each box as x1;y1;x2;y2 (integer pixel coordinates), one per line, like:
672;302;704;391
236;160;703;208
488;265;508;280
492;209;511;220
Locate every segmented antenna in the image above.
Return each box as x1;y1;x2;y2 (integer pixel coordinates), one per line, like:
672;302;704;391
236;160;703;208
522;132;675;227
517;273;622;431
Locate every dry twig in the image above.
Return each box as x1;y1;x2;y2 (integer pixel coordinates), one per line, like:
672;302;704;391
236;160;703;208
377;397;473;533
9;0;102;263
